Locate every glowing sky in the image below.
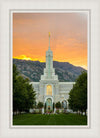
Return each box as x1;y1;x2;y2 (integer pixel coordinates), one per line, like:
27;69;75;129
13;13;88;69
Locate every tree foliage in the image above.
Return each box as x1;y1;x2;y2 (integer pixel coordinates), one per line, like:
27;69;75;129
13;64;36;112
37;102;43;109
68;71;87;113
53;102;55;111
55;101;61;109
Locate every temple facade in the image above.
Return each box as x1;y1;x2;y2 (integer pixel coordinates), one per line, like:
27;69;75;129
30;33;75;110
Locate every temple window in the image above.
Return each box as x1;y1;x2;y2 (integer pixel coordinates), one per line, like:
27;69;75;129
46;85;52;95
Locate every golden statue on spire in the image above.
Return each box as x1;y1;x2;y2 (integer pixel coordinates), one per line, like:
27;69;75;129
49;32;51;37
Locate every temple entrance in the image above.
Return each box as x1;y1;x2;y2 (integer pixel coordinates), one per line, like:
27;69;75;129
46;98;52;111
48;106;50;110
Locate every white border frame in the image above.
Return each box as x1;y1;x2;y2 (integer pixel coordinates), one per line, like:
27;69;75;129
0;0;100;138
10;9;90;129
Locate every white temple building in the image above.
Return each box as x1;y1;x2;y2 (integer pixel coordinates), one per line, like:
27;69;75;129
30;33;75;111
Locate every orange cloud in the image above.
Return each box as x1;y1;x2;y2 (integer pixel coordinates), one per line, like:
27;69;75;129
13;13;88;69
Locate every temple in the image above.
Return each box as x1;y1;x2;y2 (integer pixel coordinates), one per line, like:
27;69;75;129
30;33;75;111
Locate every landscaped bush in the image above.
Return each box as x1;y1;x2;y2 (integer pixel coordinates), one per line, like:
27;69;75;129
39;109;42;114
56;109;59;114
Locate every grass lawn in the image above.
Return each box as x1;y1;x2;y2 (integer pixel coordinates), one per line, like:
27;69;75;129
13;113;87;125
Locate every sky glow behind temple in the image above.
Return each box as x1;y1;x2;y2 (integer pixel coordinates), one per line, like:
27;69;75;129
13;13;88;69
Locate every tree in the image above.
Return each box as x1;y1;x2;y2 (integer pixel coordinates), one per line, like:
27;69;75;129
13;64;19;93
44;102;46;110
68;71;87;114
55;101;61;109
53;102;55;111
13;64;36;113
37;102;43;109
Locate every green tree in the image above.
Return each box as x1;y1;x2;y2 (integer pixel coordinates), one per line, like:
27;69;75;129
68;71;87;114
55;101;61;109
44;102;46;110
53;102;55;111
13;64;19;93
13;64;36;113
37;102;43;109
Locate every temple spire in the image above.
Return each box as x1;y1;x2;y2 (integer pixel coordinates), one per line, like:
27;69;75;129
48;32;51;50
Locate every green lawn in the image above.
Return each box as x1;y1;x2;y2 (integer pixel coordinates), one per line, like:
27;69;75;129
13;113;87;125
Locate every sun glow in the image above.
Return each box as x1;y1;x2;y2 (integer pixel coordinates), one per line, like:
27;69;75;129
13;55;87;70
13;55;44;62
13;55;32;60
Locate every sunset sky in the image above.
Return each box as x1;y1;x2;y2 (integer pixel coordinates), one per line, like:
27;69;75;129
13;13;88;69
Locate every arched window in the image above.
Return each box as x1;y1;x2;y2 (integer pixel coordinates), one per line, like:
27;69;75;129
46;85;52;95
